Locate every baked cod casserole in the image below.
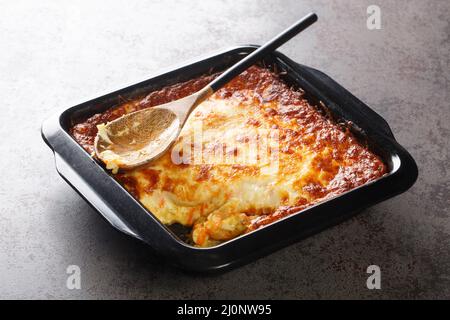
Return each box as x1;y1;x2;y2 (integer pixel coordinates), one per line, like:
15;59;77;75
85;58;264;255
70;66;386;247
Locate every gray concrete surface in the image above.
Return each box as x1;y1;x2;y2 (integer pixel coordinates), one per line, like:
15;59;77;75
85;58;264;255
0;0;449;299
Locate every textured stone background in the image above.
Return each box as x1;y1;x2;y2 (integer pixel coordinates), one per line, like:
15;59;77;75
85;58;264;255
0;0;449;299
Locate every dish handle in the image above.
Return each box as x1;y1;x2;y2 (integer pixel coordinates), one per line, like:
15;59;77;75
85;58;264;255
53;152;139;238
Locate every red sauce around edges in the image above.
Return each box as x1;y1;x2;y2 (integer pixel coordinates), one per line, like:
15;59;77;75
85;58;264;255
70;65;387;232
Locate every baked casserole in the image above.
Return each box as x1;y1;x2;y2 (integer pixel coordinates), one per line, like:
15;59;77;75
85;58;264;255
70;65;386;247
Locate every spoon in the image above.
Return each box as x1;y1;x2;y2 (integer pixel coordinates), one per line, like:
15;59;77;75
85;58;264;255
94;13;318;172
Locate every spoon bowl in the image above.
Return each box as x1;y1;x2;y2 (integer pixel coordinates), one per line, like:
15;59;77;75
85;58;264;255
94;107;181;172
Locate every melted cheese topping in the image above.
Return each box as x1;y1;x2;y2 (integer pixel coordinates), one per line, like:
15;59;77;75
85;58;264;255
71;66;386;247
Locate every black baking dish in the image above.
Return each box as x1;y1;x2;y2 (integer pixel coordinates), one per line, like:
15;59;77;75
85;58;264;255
42;45;418;272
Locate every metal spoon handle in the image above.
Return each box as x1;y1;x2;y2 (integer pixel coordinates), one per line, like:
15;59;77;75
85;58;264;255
208;12;317;92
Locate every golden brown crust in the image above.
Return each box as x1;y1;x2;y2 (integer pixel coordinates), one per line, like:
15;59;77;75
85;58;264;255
70;65;386;246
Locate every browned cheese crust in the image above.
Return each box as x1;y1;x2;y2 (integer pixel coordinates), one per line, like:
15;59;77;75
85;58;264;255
70;66;386;247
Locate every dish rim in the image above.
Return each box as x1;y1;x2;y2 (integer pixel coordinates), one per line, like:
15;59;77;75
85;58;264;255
42;45;418;269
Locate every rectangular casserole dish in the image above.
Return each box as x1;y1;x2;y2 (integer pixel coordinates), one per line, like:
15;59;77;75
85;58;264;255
41;46;418;272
